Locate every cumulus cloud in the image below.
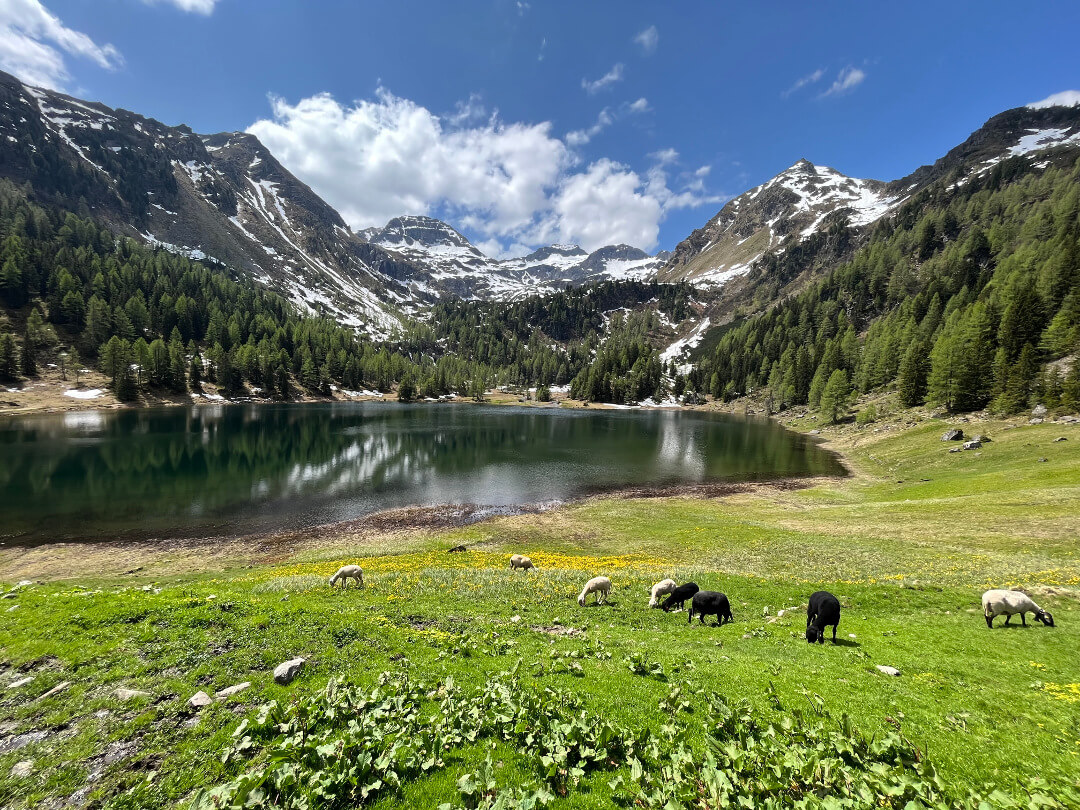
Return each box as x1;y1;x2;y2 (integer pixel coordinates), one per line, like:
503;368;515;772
627;96;650;113
781;67;824;98
249;90;718;254
0;0;121;90
634;25;658;55
1027;90;1080;109
581;63;624;94
142;0;220;12
820;66;866;98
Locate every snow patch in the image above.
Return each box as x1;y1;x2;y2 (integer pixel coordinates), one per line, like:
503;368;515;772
63;388;103;400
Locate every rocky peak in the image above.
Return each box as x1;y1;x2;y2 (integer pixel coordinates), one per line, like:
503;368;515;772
375;215;477;251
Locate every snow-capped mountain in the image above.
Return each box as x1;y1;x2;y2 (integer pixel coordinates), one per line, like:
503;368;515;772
0;70;424;336
660;100;1080;289
366;215;668;301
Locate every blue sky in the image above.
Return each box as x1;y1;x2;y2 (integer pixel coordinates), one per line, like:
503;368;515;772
2;0;1079;256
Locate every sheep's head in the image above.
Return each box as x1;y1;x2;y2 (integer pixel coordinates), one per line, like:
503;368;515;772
806;626;820;644
328;575;335;587
1036;609;1055;627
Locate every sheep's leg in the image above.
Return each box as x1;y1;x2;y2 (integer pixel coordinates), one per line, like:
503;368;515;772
1004;614;1011;626
831;624;837;642
1021;612;1027;627
985;613;993;628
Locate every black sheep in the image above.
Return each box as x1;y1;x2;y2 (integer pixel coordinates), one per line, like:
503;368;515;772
688;591;733;626
806;591;841;644
660;582;699;611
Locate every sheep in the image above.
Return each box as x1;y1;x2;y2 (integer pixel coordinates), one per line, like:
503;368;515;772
578;576;611;606
805;591;841;644
660;582;699;611
688;591;733;625
329;565;364;589
648;578;677;608
982;589;1055;628
509;554;535;571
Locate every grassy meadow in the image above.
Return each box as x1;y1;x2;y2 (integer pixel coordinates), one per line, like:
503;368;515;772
1;413;1078;808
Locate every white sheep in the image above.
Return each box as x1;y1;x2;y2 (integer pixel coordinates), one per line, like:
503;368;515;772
981;589;1055;628
509;554;535;571
648;578;677;608
578;576;611;606
329;565;364;589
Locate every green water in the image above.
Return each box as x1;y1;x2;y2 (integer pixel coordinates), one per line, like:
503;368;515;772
0;403;843;544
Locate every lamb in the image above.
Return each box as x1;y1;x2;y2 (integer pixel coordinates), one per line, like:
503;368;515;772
660;582;699;611
688;591;733;626
578;576;611;606
648;578;677;608
328;565;364;589
805;591;841;644
509;554;535;571
982;589;1055;628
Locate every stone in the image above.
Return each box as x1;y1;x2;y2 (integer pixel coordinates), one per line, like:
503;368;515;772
949;447;963;453
941;429;963;441
34;681;70;702
16;580;33;588
0;730;49;754
273;658;305;685
7;676;34;689
875;665;901;677
10;760;33;778
1038;457;1049;463
510;615;521;623
970;434;991;443
114;688;150;701
1053;436;1067;442
808;429;821;435
214;682;251;699
1029;418;1044;425
1032;404;1047;417
188;691;212;709
963;440;982;450
1;593;15;599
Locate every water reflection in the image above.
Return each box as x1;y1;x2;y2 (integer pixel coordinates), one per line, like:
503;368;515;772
0;403;844;544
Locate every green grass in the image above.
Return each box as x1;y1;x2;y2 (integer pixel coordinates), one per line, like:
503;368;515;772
1;416;1079;808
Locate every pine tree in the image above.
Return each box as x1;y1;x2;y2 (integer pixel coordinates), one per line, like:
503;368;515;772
819;369;852;424
0;332;17;381
897;339;930;407
19;329;35;376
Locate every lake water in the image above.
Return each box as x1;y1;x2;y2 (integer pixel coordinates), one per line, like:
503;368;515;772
0;403;844;545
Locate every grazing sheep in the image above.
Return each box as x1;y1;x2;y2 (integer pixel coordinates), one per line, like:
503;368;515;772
805;591;841;644
509;554;535;571
648;578;677;608
329;565;364;589
982;589;1055;628
578;576;611;606
689;591;733;625
660;582;699;611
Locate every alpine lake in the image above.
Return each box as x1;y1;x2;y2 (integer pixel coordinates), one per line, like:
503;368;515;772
0;402;844;545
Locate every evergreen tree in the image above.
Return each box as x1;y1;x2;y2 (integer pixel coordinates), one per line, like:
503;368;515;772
19;329;35;376
819;369;852;424
897;339;930;407
0;332;17;381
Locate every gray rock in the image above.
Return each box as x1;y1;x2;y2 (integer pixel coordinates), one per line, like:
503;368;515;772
10;759;33;778
1053;436;1067;442
941;429;964;441
1032;404;1048;417
33;681;70;702
1029;418;1044;425
963;440;982;450
188;691;212;709
808;429;821;435
1038;457;1049;463
214;682;251;699
875;665;901;677
114;687;150;701
0;730;49;754
970;434;991;443
1;592;16;599
7;676;34;689
948;447;963;453
273;658;306;685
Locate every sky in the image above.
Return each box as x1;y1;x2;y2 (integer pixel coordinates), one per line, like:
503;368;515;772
1;0;1079;258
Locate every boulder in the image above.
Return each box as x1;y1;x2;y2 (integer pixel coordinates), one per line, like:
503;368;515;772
10;760;33;778
970;434;991;443
188;691;212;709
875;665;901;677
1038;457;1049;463
114;688;150;701
1032;404;1048;417
1053;436;1068;442
963;440;982;450
1029;418;1044;425
941;429;963;441
214;682;251;699
948;447;963;453
273;658;306;685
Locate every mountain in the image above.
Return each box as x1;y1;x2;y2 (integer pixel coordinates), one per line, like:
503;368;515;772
366;215;667;300
660;100;1080;289
0;70;426;337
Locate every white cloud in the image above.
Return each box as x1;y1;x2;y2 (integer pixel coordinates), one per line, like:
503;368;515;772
581;63;624;94
634;25;658;55
516;0;530;14
142;0;220;13
0;0;121;90
1027;90;1080;109
782;67;824;98
627;96;650;113
566;107;613;146
249;89;719;254
819;66;866;98
537;36;546;61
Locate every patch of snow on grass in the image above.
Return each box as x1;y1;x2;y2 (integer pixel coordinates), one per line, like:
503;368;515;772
63;388;103;400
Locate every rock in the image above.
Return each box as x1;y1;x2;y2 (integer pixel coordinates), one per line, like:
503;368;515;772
10;760;33;778
808;429;821;435
1053;436;1067;442
214;682;251;699
949;447;963;453
1032;404;1048;417
273;658;305;685
875;665;901;677
1038;457;1049;463
1029;418;1044;425
1;592;15;599
510;615;521;623
0;730;49;754
970;434;991;443
963;440;982;450
776;609;786;617
7;676;34;689
447;545;467;553
188;691;212;709
34;681;70;702
941;429;964;441
15;580;33;588
114;687;150;701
